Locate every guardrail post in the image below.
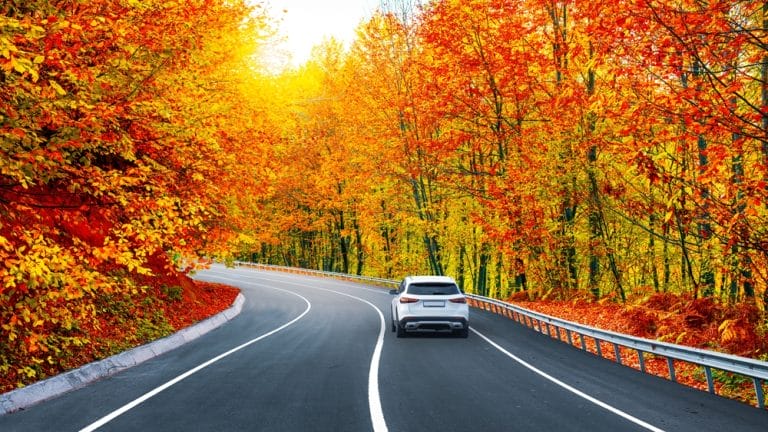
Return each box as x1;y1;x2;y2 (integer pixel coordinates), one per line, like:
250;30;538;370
545;323;552;338
704;366;715;394
555;326;561;341
667;358;677;382
595;337;603;358
613;343;622;365
753;378;765;409
637;350;646;373
580;334;587;351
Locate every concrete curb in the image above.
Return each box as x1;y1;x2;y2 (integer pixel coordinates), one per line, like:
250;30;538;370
0;293;245;416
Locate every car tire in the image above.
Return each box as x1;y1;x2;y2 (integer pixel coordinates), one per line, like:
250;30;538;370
396;324;406;338
456;327;469;338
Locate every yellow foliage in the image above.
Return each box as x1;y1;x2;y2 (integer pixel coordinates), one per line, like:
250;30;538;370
719;319;738;344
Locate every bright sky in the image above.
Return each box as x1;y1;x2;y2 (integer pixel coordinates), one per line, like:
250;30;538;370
266;0;382;67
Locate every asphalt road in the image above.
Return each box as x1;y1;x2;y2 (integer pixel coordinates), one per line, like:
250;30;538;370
1;264;766;431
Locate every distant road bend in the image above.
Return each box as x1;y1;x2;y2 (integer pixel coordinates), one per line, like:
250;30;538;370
1;264;766;431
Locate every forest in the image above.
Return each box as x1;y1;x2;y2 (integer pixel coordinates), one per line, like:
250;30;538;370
261;0;768;307
1;0;767;391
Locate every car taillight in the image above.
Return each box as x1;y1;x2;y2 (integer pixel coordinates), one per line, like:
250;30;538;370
449;297;467;304
399;296;419;304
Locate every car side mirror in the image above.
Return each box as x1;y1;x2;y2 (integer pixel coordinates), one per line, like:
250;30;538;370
389;289;399;295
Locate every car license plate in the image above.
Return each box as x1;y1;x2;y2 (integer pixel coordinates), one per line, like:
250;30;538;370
423;300;445;308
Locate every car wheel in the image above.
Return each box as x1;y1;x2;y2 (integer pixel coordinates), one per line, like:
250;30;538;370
396;324;406;338
456;327;469;338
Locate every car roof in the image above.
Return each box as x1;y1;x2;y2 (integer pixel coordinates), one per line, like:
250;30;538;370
404;275;457;284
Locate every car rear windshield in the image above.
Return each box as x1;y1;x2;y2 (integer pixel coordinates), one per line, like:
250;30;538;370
407;283;460;295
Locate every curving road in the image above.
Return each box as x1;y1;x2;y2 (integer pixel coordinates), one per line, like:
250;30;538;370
1;264;766;431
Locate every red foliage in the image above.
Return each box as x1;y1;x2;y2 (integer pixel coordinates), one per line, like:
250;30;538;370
163;279;240;330
643;292;683;311
0;272;239;394
619;306;658;338
684;298;718;329
510;293;767;357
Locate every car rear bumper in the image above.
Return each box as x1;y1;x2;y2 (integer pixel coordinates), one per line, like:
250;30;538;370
398;316;468;332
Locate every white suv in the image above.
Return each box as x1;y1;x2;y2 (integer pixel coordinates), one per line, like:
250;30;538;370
390;275;469;338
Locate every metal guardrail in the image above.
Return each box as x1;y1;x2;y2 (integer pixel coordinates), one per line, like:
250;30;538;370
464;294;768;409
234;262;399;288
234;262;768;409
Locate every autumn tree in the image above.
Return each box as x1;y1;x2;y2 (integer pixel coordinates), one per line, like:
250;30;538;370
0;0;273;385
597;0;768;304
350;6;454;277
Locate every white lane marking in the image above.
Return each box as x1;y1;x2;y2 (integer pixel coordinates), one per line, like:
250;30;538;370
369;313;387;432
79;282;311;432
334;284;390;295
471;328;666;432
249;275;389;432
312;287;388;432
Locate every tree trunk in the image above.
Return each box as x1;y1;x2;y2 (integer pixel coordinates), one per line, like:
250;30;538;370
457;244;466;292
586;41;601;299
335;209;350;274
410;177;444;275
379;199;395;279
477;242;490;297
762;2;768;174
354;215;364;276
649;182;660;292
663;227;670;292
548;2;578;292
697;133;715;297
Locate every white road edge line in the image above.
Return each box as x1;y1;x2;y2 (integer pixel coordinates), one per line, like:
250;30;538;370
79;282;312;432
471;328;667;432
